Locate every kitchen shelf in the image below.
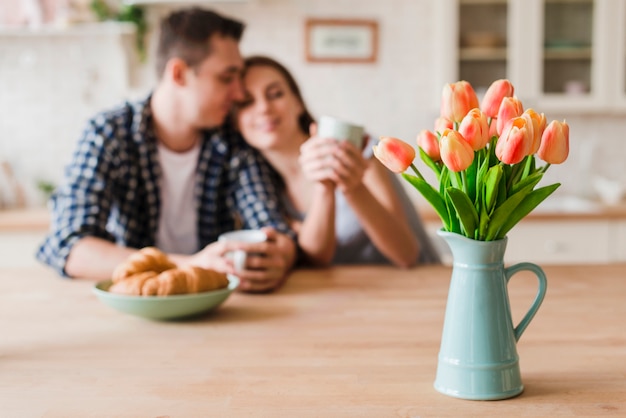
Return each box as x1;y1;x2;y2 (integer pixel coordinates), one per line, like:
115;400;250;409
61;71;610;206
460;47;507;60
543;47;592;60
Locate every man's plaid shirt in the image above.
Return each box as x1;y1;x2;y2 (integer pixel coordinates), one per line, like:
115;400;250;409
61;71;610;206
37;95;293;276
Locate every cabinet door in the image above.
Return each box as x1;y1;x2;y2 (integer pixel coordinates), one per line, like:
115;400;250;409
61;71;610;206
435;0;618;113
458;0;509;94
505;220;612;264
529;0;613;113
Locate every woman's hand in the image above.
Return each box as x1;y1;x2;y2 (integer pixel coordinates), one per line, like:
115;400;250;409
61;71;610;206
299;136;366;193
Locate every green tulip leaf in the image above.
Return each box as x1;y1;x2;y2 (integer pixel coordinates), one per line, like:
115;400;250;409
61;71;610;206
485;182;536;240
402;173;450;229
509;171;543;196
443;191;461;233
478;203;491;240
483;165;503;213
466;157;478;202
439;166;450;194
446;187;478;237
418;148;441;179
495;183;561;239
521;154;535;180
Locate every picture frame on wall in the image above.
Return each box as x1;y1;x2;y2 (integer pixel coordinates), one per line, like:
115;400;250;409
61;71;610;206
305;19;378;63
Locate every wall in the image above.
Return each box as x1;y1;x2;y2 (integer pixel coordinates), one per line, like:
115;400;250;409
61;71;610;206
0;0;623;207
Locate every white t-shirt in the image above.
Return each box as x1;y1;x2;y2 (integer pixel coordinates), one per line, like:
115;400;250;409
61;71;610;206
156;142;200;254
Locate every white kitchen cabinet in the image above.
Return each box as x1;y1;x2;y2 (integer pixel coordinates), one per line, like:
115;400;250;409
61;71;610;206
423;216;626;265
505;219;612;264
434;0;621;114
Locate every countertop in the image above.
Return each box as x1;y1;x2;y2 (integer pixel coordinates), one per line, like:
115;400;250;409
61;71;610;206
2;199;626;232
1;263;625;416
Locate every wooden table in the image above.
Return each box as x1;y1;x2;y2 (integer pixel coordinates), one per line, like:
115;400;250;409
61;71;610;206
1;263;625;417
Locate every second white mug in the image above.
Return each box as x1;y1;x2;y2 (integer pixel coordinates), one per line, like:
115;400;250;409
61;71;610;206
217;229;267;272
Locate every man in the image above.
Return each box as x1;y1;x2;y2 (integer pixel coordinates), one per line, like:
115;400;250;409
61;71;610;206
37;7;296;293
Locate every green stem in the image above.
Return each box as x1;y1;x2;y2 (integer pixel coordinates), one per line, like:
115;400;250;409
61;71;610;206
410;163;425;180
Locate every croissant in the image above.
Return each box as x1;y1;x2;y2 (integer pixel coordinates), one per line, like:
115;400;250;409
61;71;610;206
109;248;229;296
112;247;176;283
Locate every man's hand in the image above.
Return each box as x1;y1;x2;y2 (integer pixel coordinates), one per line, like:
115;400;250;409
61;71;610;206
235;227;296;293
174;227;296;293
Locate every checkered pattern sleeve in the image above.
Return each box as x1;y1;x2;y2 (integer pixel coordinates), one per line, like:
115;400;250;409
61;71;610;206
36;117;122;276
228;138;296;240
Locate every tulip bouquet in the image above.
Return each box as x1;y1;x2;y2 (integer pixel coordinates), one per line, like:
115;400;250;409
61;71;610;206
374;79;569;241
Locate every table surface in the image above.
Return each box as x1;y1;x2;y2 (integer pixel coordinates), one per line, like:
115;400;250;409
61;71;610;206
1;263;625;417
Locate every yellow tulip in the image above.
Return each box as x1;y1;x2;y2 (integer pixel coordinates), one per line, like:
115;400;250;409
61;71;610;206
458;108;490;151
439;129;474;172
522;109;547;155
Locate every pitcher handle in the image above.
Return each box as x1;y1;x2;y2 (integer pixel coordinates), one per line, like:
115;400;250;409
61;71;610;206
505;262;547;342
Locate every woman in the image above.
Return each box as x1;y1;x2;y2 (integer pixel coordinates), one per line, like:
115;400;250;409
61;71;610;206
233;55;439;267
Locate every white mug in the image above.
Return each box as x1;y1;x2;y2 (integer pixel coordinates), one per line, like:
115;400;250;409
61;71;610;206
317;115;365;149
217;229;267;272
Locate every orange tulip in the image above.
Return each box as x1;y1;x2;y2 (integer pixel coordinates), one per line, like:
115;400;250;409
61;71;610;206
496;97;524;136
458;108;490;151
480;79;515;118
495;117;533;165
416;130;441;161
538;120;569;164
439;129;474;172
522;109;547;155
434;117;453;135
373;136;416;173
440;81;479;123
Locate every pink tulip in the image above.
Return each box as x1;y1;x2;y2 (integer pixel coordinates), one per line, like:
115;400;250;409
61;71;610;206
522;109;547;155
538;120;569;164
496;117;533;165
434;117;453;135
416;130;441;161
373;136;416;173
480;79;515;118
439;129;474;172
440;81;479;123
458;108;490;151
496;97;524;136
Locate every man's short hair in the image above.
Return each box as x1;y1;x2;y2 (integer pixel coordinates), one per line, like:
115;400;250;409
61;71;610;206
156;7;245;78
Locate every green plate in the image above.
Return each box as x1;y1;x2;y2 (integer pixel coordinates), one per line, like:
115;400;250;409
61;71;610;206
93;275;239;320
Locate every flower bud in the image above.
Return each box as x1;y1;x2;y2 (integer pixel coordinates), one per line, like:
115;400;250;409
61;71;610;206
458;108;490;150
496;97;524;136
439;129;474;172
440;81;479;123
496;117;532;165
434;117;453;135
538;120;569;164
480;79;515;118
373;136;416;173
416;130;441;161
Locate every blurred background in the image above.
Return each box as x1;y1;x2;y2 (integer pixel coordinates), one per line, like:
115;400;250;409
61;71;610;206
0;0;625;209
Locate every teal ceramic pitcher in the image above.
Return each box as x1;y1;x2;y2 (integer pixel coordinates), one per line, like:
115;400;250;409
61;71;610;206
434;230;547;400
